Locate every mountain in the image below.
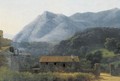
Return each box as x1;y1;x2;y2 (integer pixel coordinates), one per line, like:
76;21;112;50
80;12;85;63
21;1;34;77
13;11;87;44
70;8;120;27
13;8;120;44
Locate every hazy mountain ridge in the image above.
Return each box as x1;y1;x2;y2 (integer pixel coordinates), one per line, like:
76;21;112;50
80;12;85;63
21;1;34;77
70;8;120;27
13;8;120;44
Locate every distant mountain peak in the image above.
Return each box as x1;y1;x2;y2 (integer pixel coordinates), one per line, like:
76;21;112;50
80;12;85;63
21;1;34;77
43;11;54;15
42;11;56;19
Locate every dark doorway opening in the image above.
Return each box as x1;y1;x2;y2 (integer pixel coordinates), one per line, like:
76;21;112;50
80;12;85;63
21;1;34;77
46;62;48;65
63;64;65;67
54;62;57;65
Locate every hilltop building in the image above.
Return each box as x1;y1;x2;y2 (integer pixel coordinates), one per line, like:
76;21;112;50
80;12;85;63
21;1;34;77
0;30;3;38
0;30;11;48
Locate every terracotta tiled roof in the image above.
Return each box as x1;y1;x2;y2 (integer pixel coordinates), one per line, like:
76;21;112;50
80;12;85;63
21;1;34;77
39;56;80;62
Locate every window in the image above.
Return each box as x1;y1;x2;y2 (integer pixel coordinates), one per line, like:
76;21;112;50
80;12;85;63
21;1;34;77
46;62;48;65
63;63;65;67
54;62;56;65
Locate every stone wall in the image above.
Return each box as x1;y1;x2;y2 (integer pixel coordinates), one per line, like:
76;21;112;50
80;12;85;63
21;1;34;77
38;62;80;72
0;30;11;48
110;64;120;76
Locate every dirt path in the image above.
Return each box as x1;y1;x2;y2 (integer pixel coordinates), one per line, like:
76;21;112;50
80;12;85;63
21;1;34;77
98;73;120;81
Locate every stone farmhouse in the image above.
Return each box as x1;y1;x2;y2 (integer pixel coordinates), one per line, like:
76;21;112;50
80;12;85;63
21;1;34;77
32;56;80;73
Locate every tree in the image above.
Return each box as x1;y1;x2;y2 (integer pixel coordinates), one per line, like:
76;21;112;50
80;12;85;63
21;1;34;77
104;38;120;54
86;51;103;68
104;38;118;51
115;42;120;54
9;47;15;53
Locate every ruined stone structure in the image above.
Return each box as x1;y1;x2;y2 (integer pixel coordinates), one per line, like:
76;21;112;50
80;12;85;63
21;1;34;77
0;30;3;49
9;54;32;71
32;56;80;73
0;30;11;47
0;30;3;38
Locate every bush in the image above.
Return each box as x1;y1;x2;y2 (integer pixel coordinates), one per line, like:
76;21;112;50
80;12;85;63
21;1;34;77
0;67;95;81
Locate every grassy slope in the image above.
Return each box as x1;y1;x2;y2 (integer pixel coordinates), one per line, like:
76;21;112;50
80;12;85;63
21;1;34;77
0;46;10;52
92;48;115;58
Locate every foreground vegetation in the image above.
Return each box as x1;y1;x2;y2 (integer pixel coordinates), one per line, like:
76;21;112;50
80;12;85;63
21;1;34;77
0;67;95;81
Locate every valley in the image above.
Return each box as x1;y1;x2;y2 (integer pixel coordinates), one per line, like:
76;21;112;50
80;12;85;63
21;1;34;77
1;8;120;81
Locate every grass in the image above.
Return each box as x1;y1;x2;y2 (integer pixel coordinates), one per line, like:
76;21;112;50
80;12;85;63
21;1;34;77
1;46;10;50
97;73;120;81
0;46;10;52
0;67;95;81
52;72;95;80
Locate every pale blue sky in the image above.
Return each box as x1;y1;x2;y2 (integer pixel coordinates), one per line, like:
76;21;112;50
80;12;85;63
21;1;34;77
0;0;120;36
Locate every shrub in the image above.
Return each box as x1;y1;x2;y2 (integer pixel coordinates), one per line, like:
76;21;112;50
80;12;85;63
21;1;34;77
0;67;95;81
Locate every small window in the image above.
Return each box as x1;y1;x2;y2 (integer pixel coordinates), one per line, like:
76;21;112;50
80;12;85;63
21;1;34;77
54;62;56;65
63;64;65;67
46;62;48;65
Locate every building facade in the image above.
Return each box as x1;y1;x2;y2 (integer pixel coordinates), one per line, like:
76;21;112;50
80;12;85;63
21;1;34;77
32;56;80;73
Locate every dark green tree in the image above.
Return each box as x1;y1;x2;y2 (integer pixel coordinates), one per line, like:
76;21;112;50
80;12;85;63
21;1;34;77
104;38;118;51
9;46;15;53
114;42;120;54
86;51;103;68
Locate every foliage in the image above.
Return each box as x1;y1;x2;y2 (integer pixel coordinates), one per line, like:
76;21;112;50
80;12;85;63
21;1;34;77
104;38;120;54
12;42;53;55
100;63;110;72
52;27;120;56
92;49;115;58
86;51;103;68
79;59;91;69
0;67;95;81
9;46;15;53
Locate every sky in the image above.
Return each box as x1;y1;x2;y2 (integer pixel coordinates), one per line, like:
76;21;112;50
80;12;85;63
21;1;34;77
0;0;120;39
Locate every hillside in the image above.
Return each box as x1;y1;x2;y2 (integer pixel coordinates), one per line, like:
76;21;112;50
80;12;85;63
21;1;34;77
52;27;120;56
